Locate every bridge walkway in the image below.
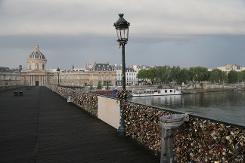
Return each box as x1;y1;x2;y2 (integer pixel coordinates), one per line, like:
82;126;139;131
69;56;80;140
0;87;158;163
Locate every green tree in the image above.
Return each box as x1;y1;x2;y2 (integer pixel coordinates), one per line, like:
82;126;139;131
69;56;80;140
97;81;102;89
170;66;181;83
137;69;148;82
228;70;238;83
90;85;93;90
209;69;225;83
237;70;245;82
178;68;191;84
239;70;245;82
137;65;223;85
189;67;209;82
157;66;171;84
147;68;157;84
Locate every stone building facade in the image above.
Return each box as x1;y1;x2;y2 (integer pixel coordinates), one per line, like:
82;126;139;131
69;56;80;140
0;67;23;86
21;45;48;86
114;65;139;86
217;64;245;72
2;46;117;88
56;70;116;87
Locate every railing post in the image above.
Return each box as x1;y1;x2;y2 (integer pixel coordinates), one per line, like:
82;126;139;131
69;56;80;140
160;114;189;163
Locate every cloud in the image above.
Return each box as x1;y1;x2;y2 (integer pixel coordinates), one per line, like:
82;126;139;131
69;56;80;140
1;34;245;69
0;0;245;36
1;0;245;69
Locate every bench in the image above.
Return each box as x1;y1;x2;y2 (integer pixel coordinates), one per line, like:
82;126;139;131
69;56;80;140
13;91;24;96
19;91;23;96
14;91;18;96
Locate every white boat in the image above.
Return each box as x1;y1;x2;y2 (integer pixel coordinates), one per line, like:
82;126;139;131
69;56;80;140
131;88;182;97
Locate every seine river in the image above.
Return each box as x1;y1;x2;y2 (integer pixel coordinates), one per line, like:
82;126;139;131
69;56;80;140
130;91;245;127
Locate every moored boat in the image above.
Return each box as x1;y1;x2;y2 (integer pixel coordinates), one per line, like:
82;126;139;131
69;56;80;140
131;88;182;97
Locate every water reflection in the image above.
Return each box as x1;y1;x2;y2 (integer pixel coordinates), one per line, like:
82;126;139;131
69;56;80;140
130;91;245;126
132;95;183;107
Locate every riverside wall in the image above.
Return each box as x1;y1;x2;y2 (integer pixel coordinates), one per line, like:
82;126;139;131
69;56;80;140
46;85;245;162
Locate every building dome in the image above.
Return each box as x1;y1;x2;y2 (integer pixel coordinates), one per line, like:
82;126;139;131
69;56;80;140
29;45;46;60
27;45;47;71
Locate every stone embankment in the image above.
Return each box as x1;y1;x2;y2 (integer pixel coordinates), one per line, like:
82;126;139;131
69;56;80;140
128;83;245;94
46;85;245;162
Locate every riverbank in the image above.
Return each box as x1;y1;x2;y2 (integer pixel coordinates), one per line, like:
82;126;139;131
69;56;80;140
126;83;245;94
181;87;233;94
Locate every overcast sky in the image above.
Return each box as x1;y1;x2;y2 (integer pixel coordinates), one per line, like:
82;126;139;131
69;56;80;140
0;0;245;69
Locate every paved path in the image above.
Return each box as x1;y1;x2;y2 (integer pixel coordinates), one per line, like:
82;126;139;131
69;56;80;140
0;87;159;163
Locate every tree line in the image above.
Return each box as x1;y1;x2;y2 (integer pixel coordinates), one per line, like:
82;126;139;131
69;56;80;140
137;66;245;84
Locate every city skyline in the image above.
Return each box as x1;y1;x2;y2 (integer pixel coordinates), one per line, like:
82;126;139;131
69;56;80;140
1;0;245;68
2;55;245;71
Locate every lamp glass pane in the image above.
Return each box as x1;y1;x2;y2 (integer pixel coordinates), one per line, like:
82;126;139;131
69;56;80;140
123;29;126;40
116;29;120;40
119;29;122;40
116;28;129;41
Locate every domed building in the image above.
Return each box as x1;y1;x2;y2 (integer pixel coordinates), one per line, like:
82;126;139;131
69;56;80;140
21;45;48;86
27;45;47;71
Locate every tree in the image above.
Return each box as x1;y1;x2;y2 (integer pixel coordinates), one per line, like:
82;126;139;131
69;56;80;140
209;69;225;83
170;66;181;83
97;81;102;89
90;85;93;90
137;68;157;84
228;70;238;83
178;68;191;84
147;68;157;84
238;70;245;82
189;67;209;82
137;69;148;80
157;66;172;84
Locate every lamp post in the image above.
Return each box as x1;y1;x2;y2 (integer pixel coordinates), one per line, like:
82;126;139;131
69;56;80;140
114;13;130;94
114;13;130;135
57;67;60;86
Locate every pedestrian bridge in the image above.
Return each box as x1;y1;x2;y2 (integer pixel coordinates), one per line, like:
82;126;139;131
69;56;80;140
0;87;158;163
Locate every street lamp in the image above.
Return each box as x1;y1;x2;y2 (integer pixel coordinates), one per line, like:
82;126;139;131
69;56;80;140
114;13;130;135
57;67;60;86
114;13;130;94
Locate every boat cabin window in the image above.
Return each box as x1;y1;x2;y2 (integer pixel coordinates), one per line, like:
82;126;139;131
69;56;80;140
165;90;167;93
170;90;173;93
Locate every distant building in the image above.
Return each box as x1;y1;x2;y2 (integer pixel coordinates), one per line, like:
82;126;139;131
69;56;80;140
91;63;113;71
2;46;148;88
0;67;22;86
217;64;245;72
55;63;116;87
21;45;48;86
114;65;139;86
57;70;116;87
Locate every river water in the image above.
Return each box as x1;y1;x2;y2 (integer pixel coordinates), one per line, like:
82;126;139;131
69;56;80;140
130;91;245;127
